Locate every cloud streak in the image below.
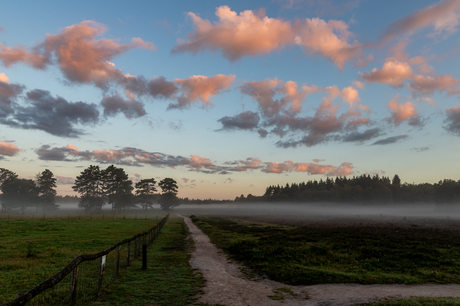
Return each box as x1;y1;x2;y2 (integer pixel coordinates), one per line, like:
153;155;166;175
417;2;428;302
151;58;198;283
34;144;354;177
380;0;460;42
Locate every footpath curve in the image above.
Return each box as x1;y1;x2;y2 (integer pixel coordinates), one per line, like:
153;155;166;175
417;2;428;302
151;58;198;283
182;216;460;306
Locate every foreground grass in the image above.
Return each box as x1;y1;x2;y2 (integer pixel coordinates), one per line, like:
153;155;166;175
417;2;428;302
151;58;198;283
0;215;162;303
191;216;460;286
92;216;205;306
361;297;460;305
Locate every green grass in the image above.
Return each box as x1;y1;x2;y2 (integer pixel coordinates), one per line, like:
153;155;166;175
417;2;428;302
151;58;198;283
91;216;205;306
361;297;460;305
0;214;163;303
191;216;460;286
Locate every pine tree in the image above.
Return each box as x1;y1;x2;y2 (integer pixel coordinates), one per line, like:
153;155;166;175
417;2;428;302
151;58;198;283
135;178;157;210
37;169;58;211
102;165;133;210
158;178;179;211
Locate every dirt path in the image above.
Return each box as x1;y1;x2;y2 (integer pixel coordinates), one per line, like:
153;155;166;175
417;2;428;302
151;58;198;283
182;216;460;306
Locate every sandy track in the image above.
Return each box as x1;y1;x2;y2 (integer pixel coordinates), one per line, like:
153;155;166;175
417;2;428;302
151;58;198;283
183;216;460;306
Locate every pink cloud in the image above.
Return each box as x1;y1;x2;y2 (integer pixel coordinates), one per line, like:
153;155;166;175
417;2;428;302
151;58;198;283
239;78;319;116
130;37;156;50
295;18;371;69
386;96;421;126
0;21;156;88
237;79;370;147
262;160;354;176
188;155;214;169
172;6;295;61
0;44;48;69
409;74;460;97
170;74;235;109
224;158;264;172
381;0;460;41
362;58;414;87
65;144;78;151
182;178;190;183
0;141;20;156
35;144;354;178
0;72;9;83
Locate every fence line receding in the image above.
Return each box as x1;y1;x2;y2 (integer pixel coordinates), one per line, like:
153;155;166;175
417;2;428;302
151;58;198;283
2;214;169;306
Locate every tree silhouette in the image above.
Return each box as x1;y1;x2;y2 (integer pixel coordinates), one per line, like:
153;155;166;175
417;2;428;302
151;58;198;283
135;178;157;210
158;178;179;211
37;169;58;211
102;165;134;210
72;165;105;213
1;178;39;213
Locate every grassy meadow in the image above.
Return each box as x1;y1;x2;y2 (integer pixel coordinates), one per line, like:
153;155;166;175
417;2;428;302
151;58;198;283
191;216;460;286
0;214;163;303
92;215;205;306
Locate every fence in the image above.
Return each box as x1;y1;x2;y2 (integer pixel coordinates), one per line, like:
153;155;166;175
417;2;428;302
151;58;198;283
2;214;169;306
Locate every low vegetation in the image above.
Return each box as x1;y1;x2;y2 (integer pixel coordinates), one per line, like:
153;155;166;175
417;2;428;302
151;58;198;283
0;216;161;303
191;216;460;286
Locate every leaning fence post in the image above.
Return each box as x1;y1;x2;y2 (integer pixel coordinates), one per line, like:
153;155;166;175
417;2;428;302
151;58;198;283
134;237;137;260
126;241;130;266
98;255;106;297
142;233;147;270
115;243;120;277
69;256;78;306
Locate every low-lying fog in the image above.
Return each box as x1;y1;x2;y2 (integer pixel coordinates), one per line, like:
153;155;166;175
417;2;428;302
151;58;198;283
175;202;460;219
5;202;460;224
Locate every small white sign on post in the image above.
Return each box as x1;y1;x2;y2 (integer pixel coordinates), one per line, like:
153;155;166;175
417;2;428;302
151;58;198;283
100;255;106;275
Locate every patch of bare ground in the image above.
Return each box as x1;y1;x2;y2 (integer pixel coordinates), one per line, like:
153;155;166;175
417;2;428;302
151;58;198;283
183;216;460;306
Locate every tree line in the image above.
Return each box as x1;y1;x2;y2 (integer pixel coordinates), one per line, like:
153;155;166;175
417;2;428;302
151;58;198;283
235;174;460;204
0;165;179;213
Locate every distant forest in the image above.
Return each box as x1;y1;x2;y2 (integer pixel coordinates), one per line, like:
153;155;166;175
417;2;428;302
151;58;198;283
231;175;460;204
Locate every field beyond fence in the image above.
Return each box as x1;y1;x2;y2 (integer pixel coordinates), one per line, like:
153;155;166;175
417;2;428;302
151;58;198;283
0;213;169;306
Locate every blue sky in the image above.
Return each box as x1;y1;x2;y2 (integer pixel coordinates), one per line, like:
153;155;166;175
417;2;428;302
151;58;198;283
0;0;459;199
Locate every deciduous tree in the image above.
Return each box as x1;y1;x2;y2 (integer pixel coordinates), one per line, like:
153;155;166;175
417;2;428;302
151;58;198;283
72;165;105;213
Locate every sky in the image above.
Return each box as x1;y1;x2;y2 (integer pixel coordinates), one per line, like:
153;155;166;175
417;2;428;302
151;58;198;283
0;0;460;200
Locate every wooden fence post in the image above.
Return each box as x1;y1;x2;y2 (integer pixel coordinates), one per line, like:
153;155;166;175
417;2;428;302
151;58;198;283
142;234;147;271
126;241;130;266
69;256;78;306
134;237;138;260
115;244;120;277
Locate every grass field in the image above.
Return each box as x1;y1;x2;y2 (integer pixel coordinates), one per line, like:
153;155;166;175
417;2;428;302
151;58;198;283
0;214;163;304
191;216;460;286
92;216;205;306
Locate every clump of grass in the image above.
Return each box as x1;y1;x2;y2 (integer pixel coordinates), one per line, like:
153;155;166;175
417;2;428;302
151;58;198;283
25;241;37;258
192;216;460;286
267;287;297;300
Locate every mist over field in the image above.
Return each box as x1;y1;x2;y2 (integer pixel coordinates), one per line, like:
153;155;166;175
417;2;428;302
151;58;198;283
176;202;459;217
6;201;460;229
